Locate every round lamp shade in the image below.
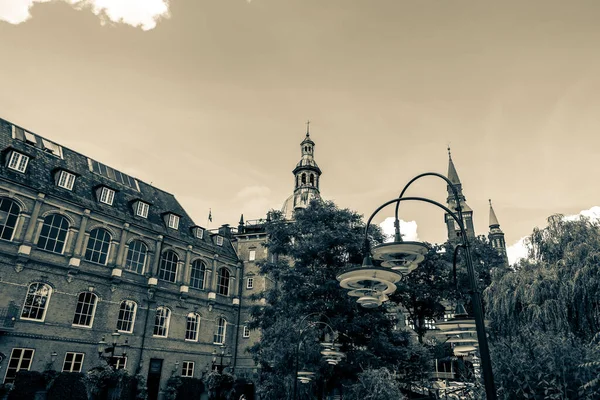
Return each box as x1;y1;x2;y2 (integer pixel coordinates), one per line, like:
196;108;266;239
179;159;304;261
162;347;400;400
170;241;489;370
371;242;428;264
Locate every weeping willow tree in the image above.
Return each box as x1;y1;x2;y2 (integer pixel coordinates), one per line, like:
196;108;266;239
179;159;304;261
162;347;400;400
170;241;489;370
484;214;600;398
485;214;600;341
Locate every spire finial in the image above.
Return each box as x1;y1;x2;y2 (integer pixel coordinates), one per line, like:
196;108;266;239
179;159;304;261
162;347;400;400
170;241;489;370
306;120;310;137
489;199;492;206
447;144;452;159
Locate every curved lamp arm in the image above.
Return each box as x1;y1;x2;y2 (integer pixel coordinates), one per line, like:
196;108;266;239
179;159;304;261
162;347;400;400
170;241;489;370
390;172;464;242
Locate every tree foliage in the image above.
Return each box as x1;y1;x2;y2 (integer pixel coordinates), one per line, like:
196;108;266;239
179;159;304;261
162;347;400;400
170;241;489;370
248;200;430;400
484;214;600;398
343;368;406;400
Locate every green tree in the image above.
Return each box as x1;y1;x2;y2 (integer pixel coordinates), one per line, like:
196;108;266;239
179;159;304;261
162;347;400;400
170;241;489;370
390;236;504;343
343;368;405;400
248;200;430;400
484;215;600;398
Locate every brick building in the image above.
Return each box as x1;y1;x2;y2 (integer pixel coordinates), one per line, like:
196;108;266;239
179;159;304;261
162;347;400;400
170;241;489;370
0;117;246;400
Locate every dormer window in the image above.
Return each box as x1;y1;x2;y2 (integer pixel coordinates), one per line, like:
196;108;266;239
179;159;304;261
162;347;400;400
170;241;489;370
167;214;180;230
24;131;37;145
193;227;204;239
56;170;76;191
98;187;115;205
7;151;29;173
135;201;149;218
215;236;223;246
41;139;63;158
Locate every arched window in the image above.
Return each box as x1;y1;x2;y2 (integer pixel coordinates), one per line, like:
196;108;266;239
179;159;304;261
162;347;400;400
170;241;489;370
37;214;69;254
190;260;206;290
309;174;315;186
185;313;201;342
72;292;98;327
214;317;227;344
21;282;52;321
301;173;306;184
124;240;148;274
158;251;178;283
153;306;171;337
85;228;112;265
217;268;231;296
0;198;20;241
116;300;137;333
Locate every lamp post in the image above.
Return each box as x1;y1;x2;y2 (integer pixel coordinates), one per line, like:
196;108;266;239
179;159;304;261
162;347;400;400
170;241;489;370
211;345;230;373
336;172;497;400
292;313;345;400
97;330;130;367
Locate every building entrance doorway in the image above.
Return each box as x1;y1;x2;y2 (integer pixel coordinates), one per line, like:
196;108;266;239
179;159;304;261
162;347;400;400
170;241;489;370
147;358;163;400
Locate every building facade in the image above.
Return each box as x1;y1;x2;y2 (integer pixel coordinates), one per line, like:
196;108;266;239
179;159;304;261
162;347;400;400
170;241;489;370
0;117;245;400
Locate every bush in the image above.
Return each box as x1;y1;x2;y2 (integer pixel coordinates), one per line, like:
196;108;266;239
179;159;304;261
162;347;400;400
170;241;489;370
7;371;46;400
47;372;87;400
177;378;205;399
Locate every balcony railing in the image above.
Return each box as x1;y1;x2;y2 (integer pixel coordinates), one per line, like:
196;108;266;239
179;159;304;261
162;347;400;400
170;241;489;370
0;302;18;331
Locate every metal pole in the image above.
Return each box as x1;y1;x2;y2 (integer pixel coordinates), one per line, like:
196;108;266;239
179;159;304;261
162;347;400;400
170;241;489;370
292;342;299;400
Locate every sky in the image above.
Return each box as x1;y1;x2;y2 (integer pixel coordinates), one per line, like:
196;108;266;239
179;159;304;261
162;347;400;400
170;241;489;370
1;0;600;265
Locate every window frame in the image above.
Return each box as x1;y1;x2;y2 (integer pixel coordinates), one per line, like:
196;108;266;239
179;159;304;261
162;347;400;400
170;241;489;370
116;300;137;333
99;187;115;205
157;251;179;283
108;356;127;370
167;214;180;230
0;197;21;242
181;361;195;377
7;151;29;173
62;352;85;373
213;317;227;345
36;214;70;254
136;201;149;218
3;348;35;384
72;292;98;328
215;236;224;246
243;326;250;338
20;282;52;322
189;259;206;290
216;268;231;296
194;227;204;239
246;277;254;290
153;307;171;338
57;170;76;191
84;228;112;265
185;313;200;342
124;240;148;274
248;250;256;261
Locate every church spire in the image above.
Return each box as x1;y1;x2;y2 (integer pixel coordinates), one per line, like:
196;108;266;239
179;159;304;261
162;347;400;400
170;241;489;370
488;199;508;266
447;146;461;185
444;148;475;241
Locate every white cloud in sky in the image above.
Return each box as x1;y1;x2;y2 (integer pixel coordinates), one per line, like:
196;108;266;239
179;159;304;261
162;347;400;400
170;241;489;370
0;0;170;30
506;206;600;265
379;217;419;242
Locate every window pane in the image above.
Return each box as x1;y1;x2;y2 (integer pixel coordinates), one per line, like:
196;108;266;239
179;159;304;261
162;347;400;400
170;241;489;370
158;251;178;283
84;228;111;265
189;260;205;289
72;292;97;327
21;283;52;321
0;198;20;241
37;214;69;253
125;240;147;274
117;300;137;333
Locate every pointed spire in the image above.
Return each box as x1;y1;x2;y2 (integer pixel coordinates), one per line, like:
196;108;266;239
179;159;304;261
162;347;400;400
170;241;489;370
306;120;310;137
447;146;461;185
239;214;244;225
489;199;500;227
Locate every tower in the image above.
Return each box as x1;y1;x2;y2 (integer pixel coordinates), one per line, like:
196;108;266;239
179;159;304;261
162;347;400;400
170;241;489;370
444;148;475;241
488;199;509;265
281;123;322;219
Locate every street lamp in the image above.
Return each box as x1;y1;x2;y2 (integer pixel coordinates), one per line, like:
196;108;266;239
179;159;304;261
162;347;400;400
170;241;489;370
97;330;130;366
336;172;497;400
211;345;230;372
292;313;346;400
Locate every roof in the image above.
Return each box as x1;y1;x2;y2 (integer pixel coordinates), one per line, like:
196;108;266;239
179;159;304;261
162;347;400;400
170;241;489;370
447;148;461;185
489;199;500;227
0;117;237;260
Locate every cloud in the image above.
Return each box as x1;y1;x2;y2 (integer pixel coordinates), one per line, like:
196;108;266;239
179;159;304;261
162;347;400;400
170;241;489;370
379;217;419;242
507;205;600;265
0;0;170;30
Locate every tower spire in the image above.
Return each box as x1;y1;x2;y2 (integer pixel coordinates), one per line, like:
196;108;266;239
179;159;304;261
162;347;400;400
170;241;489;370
306;120;310;137
488;199;508;265
444;148;474;241
447;146;461;185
